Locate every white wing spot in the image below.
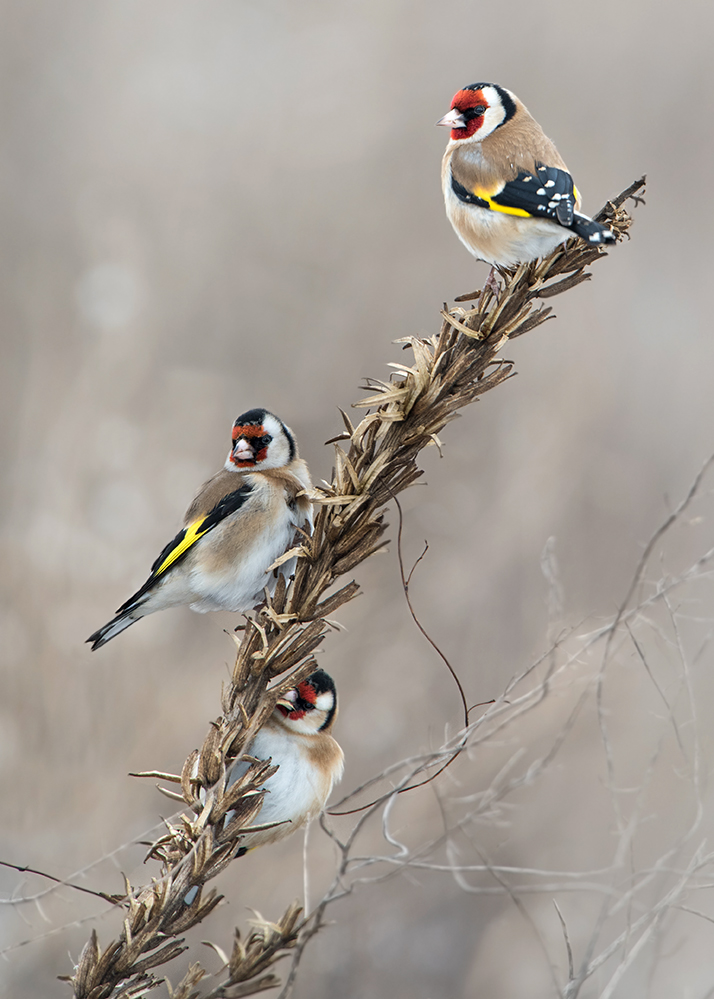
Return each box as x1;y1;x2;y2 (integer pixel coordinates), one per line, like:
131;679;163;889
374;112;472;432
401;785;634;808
545;180;555;188
536;187;546;196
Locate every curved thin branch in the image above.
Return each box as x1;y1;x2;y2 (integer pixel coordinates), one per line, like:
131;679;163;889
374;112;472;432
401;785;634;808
62;178;645;999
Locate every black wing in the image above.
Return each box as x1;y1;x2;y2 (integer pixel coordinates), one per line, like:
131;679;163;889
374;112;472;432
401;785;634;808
491;164;576;226
452;163;615;245
116;484;253;613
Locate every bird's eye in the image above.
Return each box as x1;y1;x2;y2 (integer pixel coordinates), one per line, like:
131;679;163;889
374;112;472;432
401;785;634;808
262;435;272;447
463;105;487;122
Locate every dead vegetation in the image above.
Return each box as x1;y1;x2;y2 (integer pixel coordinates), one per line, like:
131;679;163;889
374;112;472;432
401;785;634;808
63;178;646;998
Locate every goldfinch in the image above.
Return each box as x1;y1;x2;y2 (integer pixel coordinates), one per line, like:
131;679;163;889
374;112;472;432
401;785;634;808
221;669;344;850
437;82;615;268
87;409;312;650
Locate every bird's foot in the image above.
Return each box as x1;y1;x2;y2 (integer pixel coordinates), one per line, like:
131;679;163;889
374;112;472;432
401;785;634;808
484;266;501;300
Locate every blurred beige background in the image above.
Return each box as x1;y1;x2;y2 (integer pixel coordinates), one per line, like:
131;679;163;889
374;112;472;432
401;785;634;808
2;1;714;996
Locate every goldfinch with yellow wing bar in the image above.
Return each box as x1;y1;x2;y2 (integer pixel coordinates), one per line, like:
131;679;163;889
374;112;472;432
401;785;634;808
88;408;312;650
438;82;615;269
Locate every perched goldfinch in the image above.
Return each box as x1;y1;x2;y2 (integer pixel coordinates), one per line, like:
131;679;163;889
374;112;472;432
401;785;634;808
437;82;615;268
220;669;344;850
88;409;312;650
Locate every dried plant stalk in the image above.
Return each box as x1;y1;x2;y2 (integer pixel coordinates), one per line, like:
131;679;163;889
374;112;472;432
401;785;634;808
64;178;645;998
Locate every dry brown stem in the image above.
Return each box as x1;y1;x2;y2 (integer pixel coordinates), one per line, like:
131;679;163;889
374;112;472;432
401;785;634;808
64;178;645;997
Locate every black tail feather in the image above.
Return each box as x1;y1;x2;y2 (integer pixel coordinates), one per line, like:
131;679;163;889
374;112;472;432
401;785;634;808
87;607;141;650
570;212;616;246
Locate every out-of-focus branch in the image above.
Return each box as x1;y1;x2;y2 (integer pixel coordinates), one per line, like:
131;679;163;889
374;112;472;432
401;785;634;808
63;178;645;998
280;460;714;996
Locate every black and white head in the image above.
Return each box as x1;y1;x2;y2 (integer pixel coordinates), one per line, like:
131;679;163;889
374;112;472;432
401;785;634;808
436;82;517;143
226;408;297;472
274;670;338;736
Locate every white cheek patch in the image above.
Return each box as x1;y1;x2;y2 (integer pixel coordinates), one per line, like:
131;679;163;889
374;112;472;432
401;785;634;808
314;691;335;713
479;85;507;138
261;414;283;440
254;413;293;471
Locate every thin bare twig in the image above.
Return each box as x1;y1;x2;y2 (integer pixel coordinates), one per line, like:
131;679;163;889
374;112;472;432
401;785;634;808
60;179;644;998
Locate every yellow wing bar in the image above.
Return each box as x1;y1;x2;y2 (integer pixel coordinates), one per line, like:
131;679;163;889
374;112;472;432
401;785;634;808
146;484;253;585
154;517;212;577
473;186;532;218
452;164;578;224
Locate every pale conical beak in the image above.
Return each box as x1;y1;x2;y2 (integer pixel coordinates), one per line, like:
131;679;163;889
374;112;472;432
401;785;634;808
232;438;255;462
436;109;466;129
276;689;298;712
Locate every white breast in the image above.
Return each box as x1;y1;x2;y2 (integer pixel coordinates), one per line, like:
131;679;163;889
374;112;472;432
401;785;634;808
227;725;337;849
443;180;569;268
187;473;312;613
441;144;570;268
